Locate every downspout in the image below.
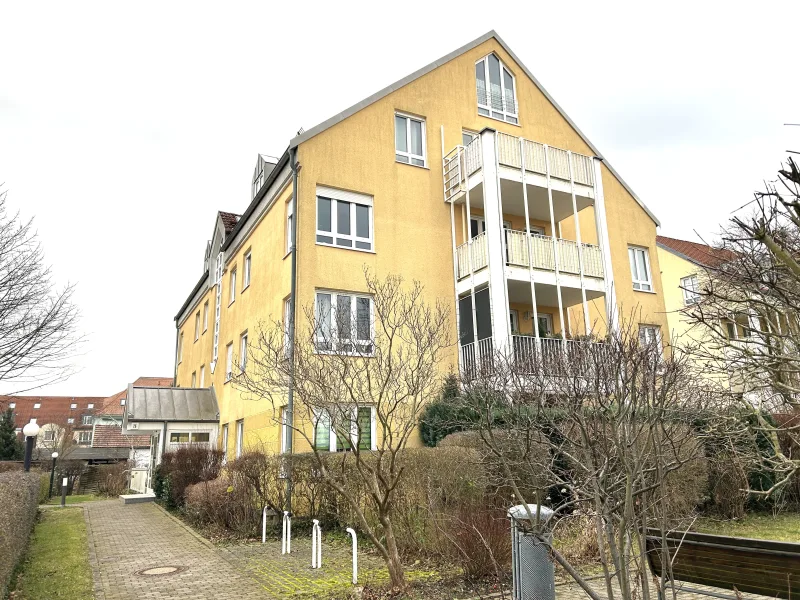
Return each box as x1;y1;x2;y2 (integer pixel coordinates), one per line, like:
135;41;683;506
172;320;180;387
286;146;299;513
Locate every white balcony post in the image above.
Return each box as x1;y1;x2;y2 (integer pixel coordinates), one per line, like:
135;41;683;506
519;138;541;351
444;127;464;373
481;128;511;354
592;158;618;331
568;151;591;335
544;145;567;349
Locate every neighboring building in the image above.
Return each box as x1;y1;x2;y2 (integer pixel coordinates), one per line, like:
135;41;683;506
0;394;105;451
173;31;671;458
656;235;744;386
122;384;220;492
0;376;173;466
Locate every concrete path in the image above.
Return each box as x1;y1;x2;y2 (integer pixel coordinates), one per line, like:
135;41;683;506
84;500;267;599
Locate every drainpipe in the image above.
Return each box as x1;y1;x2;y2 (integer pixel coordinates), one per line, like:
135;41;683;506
172;320;180;387
161;421;168;461
286;146;299;513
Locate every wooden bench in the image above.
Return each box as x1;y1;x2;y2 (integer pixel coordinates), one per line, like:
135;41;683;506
645;528;800;600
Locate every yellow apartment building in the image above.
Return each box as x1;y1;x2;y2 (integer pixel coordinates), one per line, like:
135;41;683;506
173;31;670;459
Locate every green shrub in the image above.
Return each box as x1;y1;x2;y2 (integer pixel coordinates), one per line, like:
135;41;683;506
0;471;40;597
96;462;131;497
419;374;469;447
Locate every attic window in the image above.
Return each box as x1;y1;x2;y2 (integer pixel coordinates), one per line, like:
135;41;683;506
33;403;41;409
9;403;15;409
476;54;518;124
120;399;126;406
87;403;94;409
70;403;77;409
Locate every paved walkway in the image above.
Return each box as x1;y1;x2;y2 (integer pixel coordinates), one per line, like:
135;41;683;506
84;500;266;600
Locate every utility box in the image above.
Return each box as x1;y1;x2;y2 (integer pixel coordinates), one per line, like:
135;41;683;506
508;504;556;600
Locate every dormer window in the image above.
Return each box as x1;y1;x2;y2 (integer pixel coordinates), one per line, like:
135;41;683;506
252;167;265;200
476;54;518;124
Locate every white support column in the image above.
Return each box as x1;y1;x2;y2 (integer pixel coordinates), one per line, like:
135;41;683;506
568;151;591;335
481;129;511;355
545;145;566;349
519;138;541;350
444;127;464;372
592;158;618;331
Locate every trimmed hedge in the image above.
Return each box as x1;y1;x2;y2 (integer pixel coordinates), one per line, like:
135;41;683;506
0;471;41;597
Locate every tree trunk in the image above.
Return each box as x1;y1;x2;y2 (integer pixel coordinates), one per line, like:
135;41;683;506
379;512;407;593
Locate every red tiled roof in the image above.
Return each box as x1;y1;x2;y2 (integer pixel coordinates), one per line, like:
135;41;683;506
656;236;735;268
92;425;151;448
0;395;105;431
219;211;241;234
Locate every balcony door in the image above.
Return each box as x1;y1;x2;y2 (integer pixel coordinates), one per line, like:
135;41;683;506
537;313;553;337
509;309;520;334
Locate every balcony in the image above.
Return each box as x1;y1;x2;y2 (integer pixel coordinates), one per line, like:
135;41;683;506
444;133;595;203
456;230;604;280
459;335;610;379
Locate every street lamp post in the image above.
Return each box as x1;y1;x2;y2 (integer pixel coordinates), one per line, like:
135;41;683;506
22;421;40;473
48;451;59;497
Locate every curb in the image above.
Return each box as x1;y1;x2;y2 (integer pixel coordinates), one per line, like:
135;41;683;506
83;504;106;600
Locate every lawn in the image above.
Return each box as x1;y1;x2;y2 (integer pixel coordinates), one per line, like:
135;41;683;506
695;511;800;542
11;508;93;599
46;494;100;505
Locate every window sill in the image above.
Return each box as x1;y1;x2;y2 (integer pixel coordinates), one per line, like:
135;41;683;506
478;113;521;127
632;288;657;295
228;300;235;307
395;160;429;170
242;284;250;294
315;242;376;255
283;250;292;260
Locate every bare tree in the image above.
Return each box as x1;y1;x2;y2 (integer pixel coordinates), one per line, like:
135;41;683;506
683;156;800;496
454;319;722;600
0;186;82;393
235;270;451;593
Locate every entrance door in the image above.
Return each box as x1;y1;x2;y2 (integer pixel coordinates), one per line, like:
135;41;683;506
509;309;520;334
537;314;553;337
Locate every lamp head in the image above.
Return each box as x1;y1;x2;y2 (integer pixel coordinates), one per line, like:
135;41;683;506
22;421;40;438
52;451;59;459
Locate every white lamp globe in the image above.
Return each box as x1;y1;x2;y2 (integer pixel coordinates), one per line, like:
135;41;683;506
52;451;59;459
22;422;40;438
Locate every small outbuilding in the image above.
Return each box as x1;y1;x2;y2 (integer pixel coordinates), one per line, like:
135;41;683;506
122;385;219;492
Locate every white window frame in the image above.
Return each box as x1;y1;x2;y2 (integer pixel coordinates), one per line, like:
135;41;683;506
34;403;41;409
681;275;700;305
44;429;55;442
194;311;201;341
203;301;209;332
8;403;14;409
221;423;229;457
628;246;653;292
639;324;662;349
315;187;374;253
70;403;77;409
67;417;74;424
235;419;244;458
286;198;294;254
229;268;237;305
314;290;375;356
313;405;377;452
284;297;292;357
394;112;427;167
87;403;94;409
243;251;252;290
178;332;184;363
78;431;92;444
239;331;248;371
191;371;197;387
475;53;519;124
200;364;205;387
225;342;233;382
81;415;93;425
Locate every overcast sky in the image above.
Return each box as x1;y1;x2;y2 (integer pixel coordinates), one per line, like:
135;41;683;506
1;1;797;396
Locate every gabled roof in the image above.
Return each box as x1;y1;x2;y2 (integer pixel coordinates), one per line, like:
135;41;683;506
0;395;104;430
218;211;241;235
288;30;659;226
125;386;219;422
656;235;735;268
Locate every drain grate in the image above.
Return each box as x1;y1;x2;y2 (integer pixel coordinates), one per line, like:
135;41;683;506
135;566;186;577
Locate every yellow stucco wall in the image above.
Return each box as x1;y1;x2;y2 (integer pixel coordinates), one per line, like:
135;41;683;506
173;35;669;456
